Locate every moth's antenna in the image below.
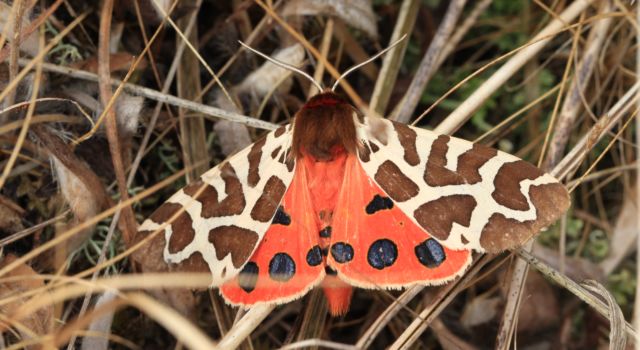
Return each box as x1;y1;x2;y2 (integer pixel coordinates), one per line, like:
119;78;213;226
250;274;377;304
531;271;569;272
238;41;324;92
331;34;408;92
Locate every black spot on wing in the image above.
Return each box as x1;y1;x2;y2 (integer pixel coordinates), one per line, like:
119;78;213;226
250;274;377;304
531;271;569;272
325;266;337;276
415;239;446;268
319;226;332;238
238;262;259;293
366;195;394;214
272;206;291;226
367;239;398;270
331;242;354;263
306;246;323;266
269;253;296;282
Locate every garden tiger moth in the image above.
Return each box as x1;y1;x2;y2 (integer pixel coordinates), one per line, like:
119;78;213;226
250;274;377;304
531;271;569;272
137;40;570;316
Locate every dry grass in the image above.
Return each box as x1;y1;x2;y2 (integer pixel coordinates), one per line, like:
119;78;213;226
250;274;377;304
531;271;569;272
0;0;638;349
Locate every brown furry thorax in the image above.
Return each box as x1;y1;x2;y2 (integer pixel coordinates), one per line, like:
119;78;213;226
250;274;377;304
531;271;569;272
292;92;359;161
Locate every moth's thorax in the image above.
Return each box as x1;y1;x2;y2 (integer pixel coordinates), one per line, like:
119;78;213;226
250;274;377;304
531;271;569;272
292;92;359;161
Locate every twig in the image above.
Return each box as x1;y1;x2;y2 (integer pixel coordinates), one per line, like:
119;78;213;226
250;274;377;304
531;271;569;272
0;0;65;63
433;0;596;135
0;210;69;248
552;80;640;180
97;0;136;246
150;0;236;109
495;7;585;348
126;1;197;187
6;0;27;108
517;249;638;343
388;255;494;349
544;1;614;169
216;305;275;350
368;0;419;115
437;0;493;68
175;0;209;181
582;281;627;350
390;0;467;123
280;339;358;350
0;22;42;191
253;0;365;109
307;18;333;97
355;285;423;349
16;59;278;131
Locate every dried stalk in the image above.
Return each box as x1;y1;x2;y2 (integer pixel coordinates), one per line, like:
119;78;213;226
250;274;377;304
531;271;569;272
126;1;195;187
517;250;638;342
433;0;596;135
97;0;136;245
369;0;419;115
17;59;278;130
544;1;614;169
390;0;467;123
176;0;209;181
495;7;585;347
216;305;275;350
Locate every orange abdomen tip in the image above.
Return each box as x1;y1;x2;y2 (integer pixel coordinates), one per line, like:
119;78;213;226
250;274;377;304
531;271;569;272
322;275;353;316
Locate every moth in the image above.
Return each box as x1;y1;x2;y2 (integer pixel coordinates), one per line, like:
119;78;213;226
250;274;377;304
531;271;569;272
137;40;570;316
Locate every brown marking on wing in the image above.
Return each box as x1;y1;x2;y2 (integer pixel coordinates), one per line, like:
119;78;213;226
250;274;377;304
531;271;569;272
492;160;541;211
250;176;287;222
169;251;211;272
480;183;569;252
148;203;196;254
413;195;477;241
209;225;259;268
247;137;267;188
424;135;497;187
392;122;420;166
183;164;245;218
134;230;211;275
277;147;295;172
374;160;419;202
274;126;286;138
271;146;282;159
359;141;371;162
370;142;379;152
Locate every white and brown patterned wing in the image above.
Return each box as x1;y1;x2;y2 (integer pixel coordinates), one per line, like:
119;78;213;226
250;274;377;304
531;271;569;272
356;116;570;253
138;125;296;286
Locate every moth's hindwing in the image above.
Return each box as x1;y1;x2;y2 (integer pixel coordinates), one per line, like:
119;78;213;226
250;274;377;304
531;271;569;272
220;160;325;306
356;117;570;253
137;125;295;286
328;155;473;289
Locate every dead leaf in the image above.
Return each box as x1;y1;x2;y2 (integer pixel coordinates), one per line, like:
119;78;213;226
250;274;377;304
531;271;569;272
235;43;305;98
500;270;559;333
0;2;38;56
0;195;25;233
213;92;252;157
460;295;501;329
52;157;100;224
282;0;378;39
0;254;54;345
